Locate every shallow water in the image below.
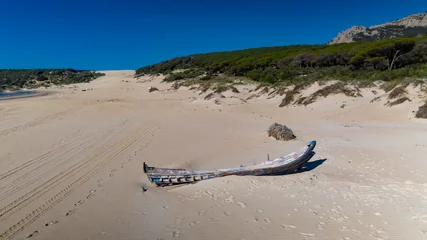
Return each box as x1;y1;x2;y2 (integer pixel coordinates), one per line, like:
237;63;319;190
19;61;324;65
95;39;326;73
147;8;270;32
0;90;37;99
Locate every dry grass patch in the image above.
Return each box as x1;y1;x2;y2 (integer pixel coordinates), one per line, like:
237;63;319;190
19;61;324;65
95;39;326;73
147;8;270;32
299;82;362;106
387;86;407;99
352;81;376;89
370;96;382;103
204;92;225;100
279;90;298;107
148;87;159;92
277;81;315;107
415;101;427;119
386;97;411;106
213;85;240;94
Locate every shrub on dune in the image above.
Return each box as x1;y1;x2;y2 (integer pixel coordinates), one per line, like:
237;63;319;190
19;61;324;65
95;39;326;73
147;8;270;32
415;101;427;119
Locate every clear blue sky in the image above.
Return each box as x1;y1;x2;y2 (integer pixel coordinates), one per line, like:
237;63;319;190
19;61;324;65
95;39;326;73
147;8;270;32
1;0;426;70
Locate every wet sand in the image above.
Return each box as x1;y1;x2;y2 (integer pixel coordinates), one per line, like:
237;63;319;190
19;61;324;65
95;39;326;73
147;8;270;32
0;71;426;240
0;91;50;101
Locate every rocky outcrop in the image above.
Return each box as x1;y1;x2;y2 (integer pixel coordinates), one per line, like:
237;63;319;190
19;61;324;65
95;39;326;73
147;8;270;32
329;12;427;44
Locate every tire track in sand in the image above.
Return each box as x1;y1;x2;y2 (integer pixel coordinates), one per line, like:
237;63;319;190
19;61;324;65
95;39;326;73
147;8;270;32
0;107;81;138
0;101;104;139
0;117;133;201
0;117;158;222
0;117;122;182
0;116;166;240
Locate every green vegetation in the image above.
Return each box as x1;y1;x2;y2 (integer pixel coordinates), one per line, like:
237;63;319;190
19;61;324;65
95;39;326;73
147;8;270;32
0;69;105;91
136;37;427;84
163;69;205;82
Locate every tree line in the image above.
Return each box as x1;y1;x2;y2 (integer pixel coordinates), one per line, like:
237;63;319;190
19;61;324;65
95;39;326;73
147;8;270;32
136;37;427;83
0;69;105;91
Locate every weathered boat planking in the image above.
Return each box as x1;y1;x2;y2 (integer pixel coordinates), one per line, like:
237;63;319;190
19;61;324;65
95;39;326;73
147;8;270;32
144;140;316;186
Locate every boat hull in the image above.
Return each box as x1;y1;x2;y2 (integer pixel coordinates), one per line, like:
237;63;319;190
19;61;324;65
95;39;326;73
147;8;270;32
144;141;316;186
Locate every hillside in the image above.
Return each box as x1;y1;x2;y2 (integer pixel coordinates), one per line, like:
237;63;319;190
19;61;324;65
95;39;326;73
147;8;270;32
0;69;105;91
136;37;427;84
329;12;427;44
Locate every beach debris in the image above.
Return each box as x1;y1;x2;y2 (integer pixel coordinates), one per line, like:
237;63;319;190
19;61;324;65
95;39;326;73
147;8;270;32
344;123;362;128
268;123;296;141
142;186;148;192
144;141;316;186
148;87;159;92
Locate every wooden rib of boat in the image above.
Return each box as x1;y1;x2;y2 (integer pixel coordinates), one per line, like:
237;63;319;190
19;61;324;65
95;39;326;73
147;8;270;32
144;140;316;186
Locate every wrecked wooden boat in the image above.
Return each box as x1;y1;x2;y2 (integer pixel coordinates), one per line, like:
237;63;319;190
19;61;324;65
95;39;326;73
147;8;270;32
144;140;316;186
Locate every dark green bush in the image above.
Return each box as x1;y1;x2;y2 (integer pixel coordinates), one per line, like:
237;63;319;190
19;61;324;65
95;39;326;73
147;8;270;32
136;36;427;84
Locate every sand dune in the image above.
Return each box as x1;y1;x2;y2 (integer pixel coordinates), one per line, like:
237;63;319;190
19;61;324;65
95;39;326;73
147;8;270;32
0;71;426;240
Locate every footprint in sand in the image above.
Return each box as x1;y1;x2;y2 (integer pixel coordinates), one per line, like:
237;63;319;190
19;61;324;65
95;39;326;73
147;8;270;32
45;220;59;227
172;230;180;237
74;200;84;207
236;202;246;208
224;196;234;203
198;210;205;216
189;220;199;226
224;211;232;216
299;232;316;237
211;194;218;201
65;209;76;216
26;230;40;238
281;224;296;230
98;179;103;187
87;190;96;199
264;218;271;224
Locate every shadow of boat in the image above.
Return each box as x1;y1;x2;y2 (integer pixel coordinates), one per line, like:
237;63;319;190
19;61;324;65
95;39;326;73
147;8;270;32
298;159;327;173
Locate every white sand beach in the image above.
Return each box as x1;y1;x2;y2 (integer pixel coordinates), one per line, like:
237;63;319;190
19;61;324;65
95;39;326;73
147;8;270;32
0;70;426;240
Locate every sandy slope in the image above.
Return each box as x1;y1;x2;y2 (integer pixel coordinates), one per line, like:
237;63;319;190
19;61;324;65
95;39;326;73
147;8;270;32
0;71;426;240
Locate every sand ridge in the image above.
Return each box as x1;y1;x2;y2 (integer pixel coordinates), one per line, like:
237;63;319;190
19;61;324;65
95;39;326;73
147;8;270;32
0;71;426;240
